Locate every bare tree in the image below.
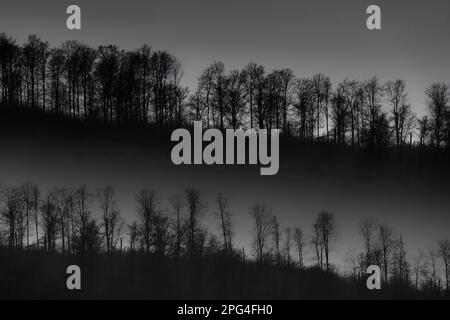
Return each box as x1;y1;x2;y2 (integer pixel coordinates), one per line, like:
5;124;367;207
294;227;304;268
40;194;57;252
98;186;121;255
50;187;73;255
243;62;259;128
271;215;281;264
215;194;233;253
359;217;376;266
185;188;205;258
362;77;385;146
22;35;41;109
169;193;185;258
391;235;409;284
48;48;65;114
224;70;245;130
0;186;24;248
417;115;430;147
0;34;21;105
386;79;415;147
412;250;425;290
378;223;394;284
250;203;272;263
95;45;120;123
136;189;157;254
314;211;337;272
253;65;267;129
73;184;91;254
127;221;139;252
312;74;331;139
79;44;96;120
21;181;39;248
198;65;214;127
437;238;450;293
38;39;50;110
152;212;170;257
277;69;295;133
386;79;405;145
211;61;226;130
428;246;439;290
312;221;324;269
425;82;449;148
331;86;349;144
340;79;363;147
284;226;292;265
345;251;364;281
30;184;41;249
293;78;315;140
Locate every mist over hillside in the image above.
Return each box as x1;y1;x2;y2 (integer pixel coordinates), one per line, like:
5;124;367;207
1;106;449;274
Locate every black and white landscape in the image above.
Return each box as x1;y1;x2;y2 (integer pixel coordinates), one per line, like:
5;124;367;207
0;0;450;299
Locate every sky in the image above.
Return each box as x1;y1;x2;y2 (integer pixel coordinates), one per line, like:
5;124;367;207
1;0;450;116
1;0;450;271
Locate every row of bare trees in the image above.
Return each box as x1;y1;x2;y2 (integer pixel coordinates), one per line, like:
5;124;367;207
193;66;450;149
0;181;449;294
346;218;450;294
1;33;449;148
249;206;338;273
0;34;186;126
0;182;301;265
0;183;229;259
249;203;305;268
0;182;121;255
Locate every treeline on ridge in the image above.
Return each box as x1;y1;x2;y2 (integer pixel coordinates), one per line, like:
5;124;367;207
0;182;449;297
0;33;449;149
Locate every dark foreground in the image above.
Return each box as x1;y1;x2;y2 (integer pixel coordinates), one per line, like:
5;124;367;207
0;249;444;300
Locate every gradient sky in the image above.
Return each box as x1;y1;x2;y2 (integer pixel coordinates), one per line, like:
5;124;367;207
1;0;450;271
1;0;450;116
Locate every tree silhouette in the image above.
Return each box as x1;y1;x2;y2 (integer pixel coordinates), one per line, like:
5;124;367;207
250;203;272;263
293;78;315;140
313;211;337;272
136;189;157;254
425;83;449;148
331;85;349;144
185;188;205;258
437;238;450;293
21;181;38;248
97;186;121;255
0;186;25;248
378;223;394;284
127;221;139;252
50;186;73;255
359;217;376;267
40;193;57;252
386;79;415;148
215;194;233;254
283;226;293;265
169;193;185;258
73;184;92;254
271;215;281;265
294;227;304;268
